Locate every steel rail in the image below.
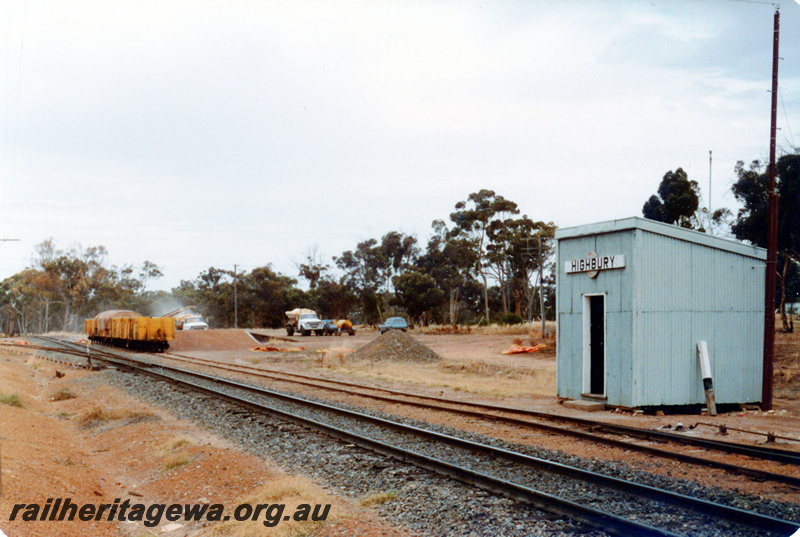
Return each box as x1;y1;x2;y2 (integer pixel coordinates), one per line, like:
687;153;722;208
161;350;800;464
18;338;800;487
47;342;798;536
136;367;684;537
152;351;800;485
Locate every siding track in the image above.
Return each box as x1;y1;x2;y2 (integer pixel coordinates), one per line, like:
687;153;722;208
14;336;800;537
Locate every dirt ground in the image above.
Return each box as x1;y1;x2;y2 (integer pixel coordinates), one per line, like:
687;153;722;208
0;344;407;537
1;325;799;536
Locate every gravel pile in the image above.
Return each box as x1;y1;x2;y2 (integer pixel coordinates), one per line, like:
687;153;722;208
169;329;259;352
350;331;443;363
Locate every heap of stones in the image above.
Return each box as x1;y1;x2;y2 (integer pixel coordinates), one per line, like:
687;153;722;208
350;330;443;363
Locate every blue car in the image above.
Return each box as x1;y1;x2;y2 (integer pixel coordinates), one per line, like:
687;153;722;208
322;319;338;335
379;317;408;334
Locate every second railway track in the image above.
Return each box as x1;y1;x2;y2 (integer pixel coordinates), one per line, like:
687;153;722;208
20;336;800;537
117;346;800;490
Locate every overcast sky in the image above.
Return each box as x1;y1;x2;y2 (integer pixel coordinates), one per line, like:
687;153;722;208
2;0;799;291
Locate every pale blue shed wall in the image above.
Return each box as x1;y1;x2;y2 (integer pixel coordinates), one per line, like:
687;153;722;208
556;218;765;408
556;229;636;404
631;230;765;406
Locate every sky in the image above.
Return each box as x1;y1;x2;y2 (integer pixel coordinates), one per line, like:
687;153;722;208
2;0;799;291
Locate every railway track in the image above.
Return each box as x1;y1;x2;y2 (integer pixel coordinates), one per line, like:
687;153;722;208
135;349;800;488
14;338;800;479
15;336;800;536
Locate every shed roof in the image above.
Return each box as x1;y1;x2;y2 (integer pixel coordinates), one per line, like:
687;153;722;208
555;216;766;260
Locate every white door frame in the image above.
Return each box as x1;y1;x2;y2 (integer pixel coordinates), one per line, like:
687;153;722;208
582;293;607;397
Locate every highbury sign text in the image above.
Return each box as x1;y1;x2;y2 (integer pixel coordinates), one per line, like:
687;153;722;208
565;253;626;278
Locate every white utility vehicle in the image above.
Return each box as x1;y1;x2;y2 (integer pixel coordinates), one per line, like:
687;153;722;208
285;308;324;336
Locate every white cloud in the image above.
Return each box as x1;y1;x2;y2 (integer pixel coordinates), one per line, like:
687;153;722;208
1;0;798;290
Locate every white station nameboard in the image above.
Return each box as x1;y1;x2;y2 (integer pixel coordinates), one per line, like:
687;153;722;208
565;254;625;276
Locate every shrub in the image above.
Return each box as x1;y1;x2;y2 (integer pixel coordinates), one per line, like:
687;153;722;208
50;388;77;401
164;456;192;471
498;312;524;325
0;393;23;408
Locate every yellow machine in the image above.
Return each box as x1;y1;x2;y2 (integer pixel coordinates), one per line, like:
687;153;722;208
335;319;356;336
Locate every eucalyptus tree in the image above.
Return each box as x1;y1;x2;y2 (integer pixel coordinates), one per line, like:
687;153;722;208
417;220;478;326
242;265;302;328
731;154;800;331
642;168;702;229
334;238;390;325
380;231;419;291
486;216;556;319
295;246;329;290
449;190;519;322
392;270;445;326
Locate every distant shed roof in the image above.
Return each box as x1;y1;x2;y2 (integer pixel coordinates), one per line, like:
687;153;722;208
555;217;766;260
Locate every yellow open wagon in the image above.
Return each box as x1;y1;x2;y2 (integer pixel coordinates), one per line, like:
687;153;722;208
85;310;175;352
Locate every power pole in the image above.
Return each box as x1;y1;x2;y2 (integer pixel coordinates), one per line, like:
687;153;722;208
538;234;547;338
233;264;238;329
763;7;780;411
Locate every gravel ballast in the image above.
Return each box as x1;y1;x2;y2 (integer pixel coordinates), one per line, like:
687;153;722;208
88;364;800;537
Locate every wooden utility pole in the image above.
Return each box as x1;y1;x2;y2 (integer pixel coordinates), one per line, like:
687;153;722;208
233;264;238;329
763;8;780;411
538;234;547;338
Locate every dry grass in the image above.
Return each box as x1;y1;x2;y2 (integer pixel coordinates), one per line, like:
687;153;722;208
156;436;195;472
336;358;555;398
422;322;556;340
0;392;24;408
76;405;158;427
163;455;192;471
775;328;800;400
50;387;77;401
359;491;396;507
315;341;355;368
208;475;336;537
158;436;193;453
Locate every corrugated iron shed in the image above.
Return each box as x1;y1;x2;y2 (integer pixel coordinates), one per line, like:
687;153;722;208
556;217;766;408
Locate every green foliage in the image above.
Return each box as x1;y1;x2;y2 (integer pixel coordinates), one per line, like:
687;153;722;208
333;232;419;324
642;168;701;229
2;192;559;333
497;312;524;325
171;264;301;329
415;220;479;325
0;239;165;334
486;217;556;319
732;155;800;256
392;270;445;324
731;152;800;330
308;277;359;320
0;393;23;408
296;246;329;290
450;190;520;322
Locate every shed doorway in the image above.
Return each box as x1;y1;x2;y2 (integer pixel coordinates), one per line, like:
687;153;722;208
582;294;605;397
